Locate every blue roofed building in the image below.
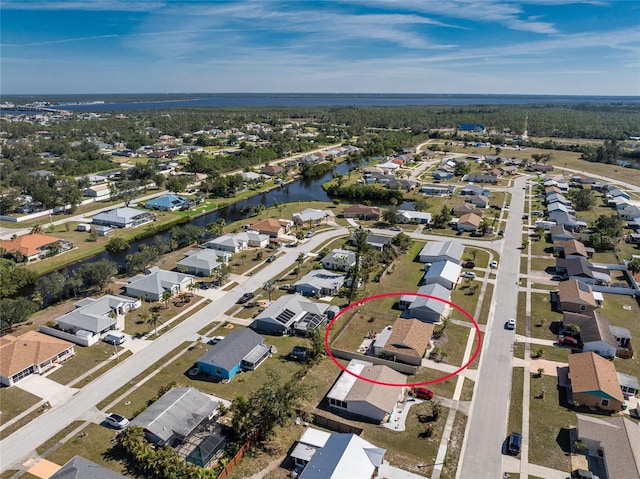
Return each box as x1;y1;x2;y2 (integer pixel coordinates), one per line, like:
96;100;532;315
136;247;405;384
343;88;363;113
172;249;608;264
144;194;190;211
457;123;486;133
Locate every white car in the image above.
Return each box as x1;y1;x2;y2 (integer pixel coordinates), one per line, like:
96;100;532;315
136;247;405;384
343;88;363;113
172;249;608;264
490;260;498;268
462;271;476;279
105;413;129;429
506;319;516;330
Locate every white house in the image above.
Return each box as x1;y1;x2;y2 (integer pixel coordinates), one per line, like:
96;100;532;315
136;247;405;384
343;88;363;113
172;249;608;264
418;241;464;265
92;207;156;229
176;249;222;276
398;210;432;224
292;208;335;226
56;294;140;335
327;359;406;423
422;260;461;290
321;249;357;272
125;266;193;301
294;269;346;297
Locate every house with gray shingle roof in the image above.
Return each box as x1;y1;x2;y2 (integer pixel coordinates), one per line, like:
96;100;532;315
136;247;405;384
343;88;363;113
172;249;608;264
56;294;140;335
130;387;219;446
399;283;452;323
125;266;193;301
418;241;464;265
321;249;356;272
176;249;222;276
196;328;270;380
292;208;335;226
250;295;331;336
50;456;127;479
294;269;346;297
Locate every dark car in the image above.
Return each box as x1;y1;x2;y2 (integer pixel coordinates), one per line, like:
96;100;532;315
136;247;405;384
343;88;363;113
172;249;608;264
411;387;434;400
289;346;310;361
237;292;255;304
266;255;276;263
462;261;475;268
498;230;505;236
508;432;522;455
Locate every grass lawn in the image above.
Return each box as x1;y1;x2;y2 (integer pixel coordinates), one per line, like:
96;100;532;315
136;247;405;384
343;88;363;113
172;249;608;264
459;377;475;402
434;323;471;368
47;344;127;385
477;283;494;325
531;345;570;363
601;294;640;376
43;423;130;476
36;420;86;455
528;292;563;341
528;375;574;472
451;283;482;320
530;238;553;257
0;388;41;426
411;367;458;399
516;292;527;336
439;411;467;479
508;367;524;436
462;247;490;268
124;297;210;337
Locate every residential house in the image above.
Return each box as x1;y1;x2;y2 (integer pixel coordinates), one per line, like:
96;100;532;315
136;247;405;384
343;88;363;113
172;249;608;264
457;213;482;232
205;234;248;253
546;193;570;205
548;211;585;231
457;123;486;133
418;241;464;265
460;185;490;197
250;295;331;336
555;257;610;285
85;184;111;198
499;165;518;175
576;415;640;479
371;319;434;366
249;218;293;237
465;174;497;184
466;195;489;208
260;164;284;176
549;224;575;242
56;295;140;335
453;203;480;216
130;387;219;446
0;234;73;262
617;372;640;399
321;249;356;272
144;194;189;211
547;202;574;214
327;359;406;423
420;184;456;196
348;233;395;252
527;164;554;172
50;456;127;479
196;328;270;380
92;207;156;229
376;161;401;174
607;188;631;201
125;266;193;301
562;311;630;358
342;204;381;221
568;352;624;412
0;331;75;387
398;210;432;224
432;168;454;181
292;429;386;479
294;269;346;297
422;260;461;290
556;280;597;314
399;283;452;323
545;186;562;195
553;239;592;259
292;208;335;226
28;169;54;179
176;249;222;276
617;205;640;221
94;225;113;237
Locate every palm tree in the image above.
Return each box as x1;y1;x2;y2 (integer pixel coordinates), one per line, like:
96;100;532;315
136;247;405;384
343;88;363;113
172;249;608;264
627;258;640;277
187;282;198;297
30;224;44;235
161;290;172;309
263;280;275;302
147;312;161;336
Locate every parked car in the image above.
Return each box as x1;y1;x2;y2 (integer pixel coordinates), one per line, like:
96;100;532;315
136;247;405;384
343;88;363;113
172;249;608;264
558;336;582;347
522;214;529;220
208;336;225;345
412;387;434;400
390;226;402;231
279;284;292;291
462;261;475;268
490;260;498;268
532;210;543;216
237;292;255;304
498;230;505;236
266;255;277;263
103;332;126;345
105;413;129;429
462;271;476;279
490;204;502;210
506;318;516;330
305;231;316;238
289;346;310;361
508;432;522;455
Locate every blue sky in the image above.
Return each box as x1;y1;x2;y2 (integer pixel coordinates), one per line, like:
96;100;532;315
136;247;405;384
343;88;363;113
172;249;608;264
1;0;639;95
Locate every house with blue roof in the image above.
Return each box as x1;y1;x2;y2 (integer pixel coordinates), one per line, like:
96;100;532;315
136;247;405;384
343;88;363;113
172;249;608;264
144;194;190;211
457;123;486;133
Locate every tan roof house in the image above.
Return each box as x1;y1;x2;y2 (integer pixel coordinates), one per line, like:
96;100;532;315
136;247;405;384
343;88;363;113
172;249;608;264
260;165;284;176
0;331;75;387
372;319;434;366
343;204;381;221
249;218;292;237
568;352;624;412
452;203;480;216
553;239;590;258
457;213;482;232
557;279;597;314
327;359;406;423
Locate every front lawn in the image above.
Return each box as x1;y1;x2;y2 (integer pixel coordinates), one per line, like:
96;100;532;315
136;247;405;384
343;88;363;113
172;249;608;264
0;387;41;426
47;344;127;385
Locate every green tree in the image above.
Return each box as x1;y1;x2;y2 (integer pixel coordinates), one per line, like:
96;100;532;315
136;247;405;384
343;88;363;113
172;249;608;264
162;291;173;309
628;258;640;276
432;204;451;229
166;175;189;194
148;312;162;336
30;224;44;235
0;298;38;331
105;236;130;253
348;226;371;304
413;198;431;212
76;259;117;291
0;259;37;298
262;280;275;302
383;206;402;225
572;188;595;211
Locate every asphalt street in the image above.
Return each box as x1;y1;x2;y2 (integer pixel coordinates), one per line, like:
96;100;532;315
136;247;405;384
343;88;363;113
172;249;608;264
458;175;528;479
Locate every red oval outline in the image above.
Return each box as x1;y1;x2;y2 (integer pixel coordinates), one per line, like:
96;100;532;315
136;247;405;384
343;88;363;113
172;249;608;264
324;292;482;387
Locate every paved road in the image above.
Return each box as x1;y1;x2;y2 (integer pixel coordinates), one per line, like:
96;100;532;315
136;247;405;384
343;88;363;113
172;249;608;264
458;175;528;479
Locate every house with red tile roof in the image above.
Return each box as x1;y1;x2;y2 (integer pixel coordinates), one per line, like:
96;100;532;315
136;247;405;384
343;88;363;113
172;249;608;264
0;234;72;262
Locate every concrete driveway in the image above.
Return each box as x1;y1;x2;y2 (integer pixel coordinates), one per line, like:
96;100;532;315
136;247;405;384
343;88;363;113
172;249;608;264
16;375;78;407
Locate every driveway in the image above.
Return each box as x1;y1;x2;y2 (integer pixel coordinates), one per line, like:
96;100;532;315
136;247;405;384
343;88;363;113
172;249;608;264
16;375;78;407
